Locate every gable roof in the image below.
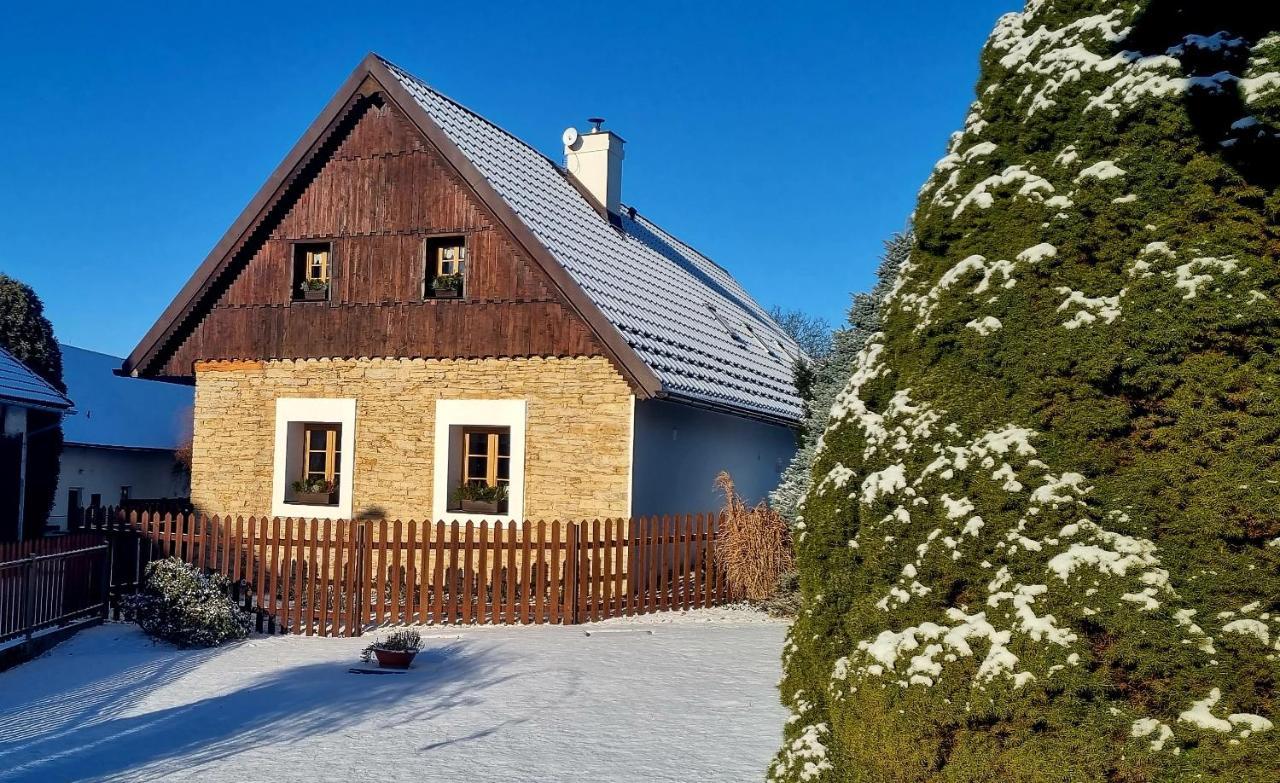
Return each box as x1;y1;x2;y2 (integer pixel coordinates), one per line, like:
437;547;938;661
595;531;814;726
125;54;803;424
0;345;73;413
61;344;192;451
379;59;803;423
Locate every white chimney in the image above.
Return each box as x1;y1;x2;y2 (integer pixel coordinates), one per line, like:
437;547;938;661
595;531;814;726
563;118;624;215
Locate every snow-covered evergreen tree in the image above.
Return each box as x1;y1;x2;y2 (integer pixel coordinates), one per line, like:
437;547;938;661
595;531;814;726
772;3;1280;780
771;231;912;522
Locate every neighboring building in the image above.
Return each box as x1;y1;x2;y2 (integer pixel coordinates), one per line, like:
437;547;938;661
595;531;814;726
0;345;73;539
123;54;802;524
48;345;192;531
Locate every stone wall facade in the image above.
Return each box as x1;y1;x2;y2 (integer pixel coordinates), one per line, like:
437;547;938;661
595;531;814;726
190;356;634;521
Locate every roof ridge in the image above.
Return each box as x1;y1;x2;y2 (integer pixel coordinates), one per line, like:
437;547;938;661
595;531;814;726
376;54;564;172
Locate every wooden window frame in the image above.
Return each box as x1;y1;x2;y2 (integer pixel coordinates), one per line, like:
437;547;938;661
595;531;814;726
460;426;510;488
291;240;335;302
423;235;467;299
302;423;342;486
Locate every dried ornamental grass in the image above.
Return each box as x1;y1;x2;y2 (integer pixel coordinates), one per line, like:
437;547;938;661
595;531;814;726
715;471;794;601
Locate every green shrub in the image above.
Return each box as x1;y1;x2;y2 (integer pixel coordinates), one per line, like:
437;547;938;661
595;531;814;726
122;557;251;648
773;3;1280;781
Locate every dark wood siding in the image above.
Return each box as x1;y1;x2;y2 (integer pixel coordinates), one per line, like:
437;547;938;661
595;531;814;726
152;97;603;378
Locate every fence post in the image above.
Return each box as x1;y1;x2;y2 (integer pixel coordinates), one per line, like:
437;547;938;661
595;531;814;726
354;521;368;636
22;552;37;641
567;523;579;625
98;544;112;619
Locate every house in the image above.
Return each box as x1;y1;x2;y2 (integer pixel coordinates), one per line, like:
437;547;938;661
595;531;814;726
0;345;73;539
47;345;193;531
122;54;802;524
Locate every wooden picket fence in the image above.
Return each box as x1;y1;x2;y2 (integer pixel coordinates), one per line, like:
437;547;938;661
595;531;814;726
78;510;734;637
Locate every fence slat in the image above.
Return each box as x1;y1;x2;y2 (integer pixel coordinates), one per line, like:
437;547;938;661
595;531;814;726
462;521;474;625
518;521;530;625
534;521;546;625
564;523;577;623
303;519;317;636
605;519;616;620
420;522;432;626
549;522;561;625
432;521;445;624
320;519;335;637
405;520;418;625
387;520;399;626
475;522;489;624
444;521;458;624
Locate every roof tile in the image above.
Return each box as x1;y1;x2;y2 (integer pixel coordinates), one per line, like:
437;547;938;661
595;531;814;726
383;59;804;423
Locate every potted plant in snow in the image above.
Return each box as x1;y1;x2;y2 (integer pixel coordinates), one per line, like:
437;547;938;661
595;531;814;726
291;477;337;505
299;278;328;301
454;482;508;515
432;272;463;299
360;628;422;669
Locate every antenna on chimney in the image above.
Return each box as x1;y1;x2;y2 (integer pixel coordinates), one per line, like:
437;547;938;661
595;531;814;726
588;117;606;132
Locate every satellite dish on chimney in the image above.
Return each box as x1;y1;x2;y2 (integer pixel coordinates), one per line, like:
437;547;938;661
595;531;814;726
562;127;580;148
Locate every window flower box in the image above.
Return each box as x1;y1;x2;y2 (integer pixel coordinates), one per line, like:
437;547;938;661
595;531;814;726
302;287;328;301
432;273;463;299
452;482;508;515
460;499;507;515
292;490;338;506
290;478;336;506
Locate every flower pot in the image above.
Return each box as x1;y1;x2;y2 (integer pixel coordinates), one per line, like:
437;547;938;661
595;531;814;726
292;490;337;505
372;648;418;669
432;286;461;299
460;499;505;515
302;288;328;301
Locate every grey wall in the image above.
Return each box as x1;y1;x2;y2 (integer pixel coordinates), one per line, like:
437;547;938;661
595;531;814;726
631;399;796;517
49;445;190;530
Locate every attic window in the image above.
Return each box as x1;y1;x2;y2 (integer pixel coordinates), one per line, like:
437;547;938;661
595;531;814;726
293;242;332;301
425;236;466;299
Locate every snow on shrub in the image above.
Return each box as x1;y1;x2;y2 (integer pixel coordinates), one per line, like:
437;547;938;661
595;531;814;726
121;557;251;648
774;2;1280;781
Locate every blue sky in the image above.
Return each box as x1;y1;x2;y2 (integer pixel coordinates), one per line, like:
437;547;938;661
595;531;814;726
0;0;1018;358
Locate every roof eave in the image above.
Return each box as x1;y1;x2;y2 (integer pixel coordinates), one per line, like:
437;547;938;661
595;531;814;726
656;389;801;429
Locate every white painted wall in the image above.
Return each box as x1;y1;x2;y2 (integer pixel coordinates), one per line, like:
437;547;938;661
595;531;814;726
630;399;796;517
49;445;189;530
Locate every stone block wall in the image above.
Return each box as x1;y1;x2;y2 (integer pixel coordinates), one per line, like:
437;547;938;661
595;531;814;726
190;356;634;521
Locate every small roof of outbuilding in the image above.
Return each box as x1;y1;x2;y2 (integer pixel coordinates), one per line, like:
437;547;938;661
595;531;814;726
60;344;191;451
0;344;73;413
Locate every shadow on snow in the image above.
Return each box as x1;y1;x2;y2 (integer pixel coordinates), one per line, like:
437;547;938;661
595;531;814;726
0;631;500;782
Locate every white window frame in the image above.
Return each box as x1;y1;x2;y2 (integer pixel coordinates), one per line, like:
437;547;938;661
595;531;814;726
433;399;526;523
272;398;357;520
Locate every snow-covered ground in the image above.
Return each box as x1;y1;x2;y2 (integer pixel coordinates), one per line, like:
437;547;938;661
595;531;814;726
0;608;787;782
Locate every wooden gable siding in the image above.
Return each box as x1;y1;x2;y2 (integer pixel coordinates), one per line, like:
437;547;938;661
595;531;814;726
152;96;602;378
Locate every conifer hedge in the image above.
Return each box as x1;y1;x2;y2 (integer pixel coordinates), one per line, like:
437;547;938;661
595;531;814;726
772;3;1280;780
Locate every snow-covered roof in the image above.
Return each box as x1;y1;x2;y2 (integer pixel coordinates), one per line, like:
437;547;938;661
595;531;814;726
0;345;72;412
382;58;805;423
60;344;191;450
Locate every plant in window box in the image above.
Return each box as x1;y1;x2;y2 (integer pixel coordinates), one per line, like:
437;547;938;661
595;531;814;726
431;272;463;299
299;277;329;301
290;476;337;505
453;482;508;515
